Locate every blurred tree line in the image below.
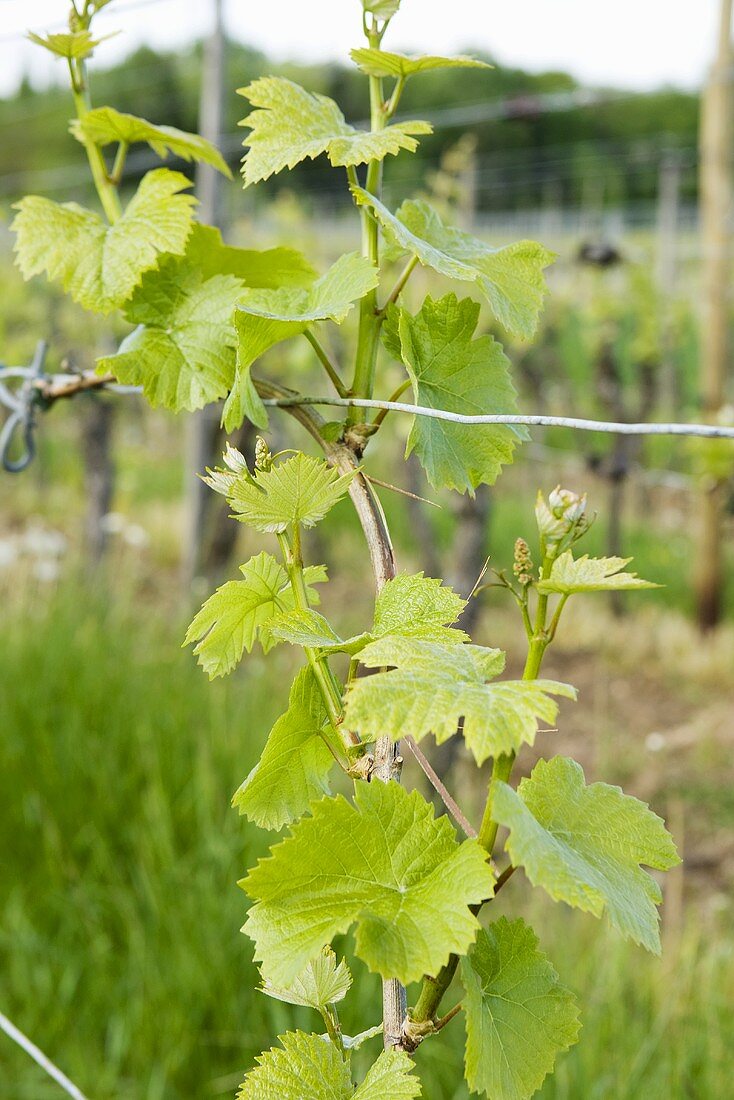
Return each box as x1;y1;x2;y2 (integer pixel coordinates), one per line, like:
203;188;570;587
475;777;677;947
0;40;699;212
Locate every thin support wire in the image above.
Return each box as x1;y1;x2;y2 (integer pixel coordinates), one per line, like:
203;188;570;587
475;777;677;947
261;395;734;440
0;1011;90;1100
3;364;734;477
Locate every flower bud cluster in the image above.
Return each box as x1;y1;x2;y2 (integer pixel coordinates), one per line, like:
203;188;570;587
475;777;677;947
513;538;534;586
536;486;590;549
255;436;273;472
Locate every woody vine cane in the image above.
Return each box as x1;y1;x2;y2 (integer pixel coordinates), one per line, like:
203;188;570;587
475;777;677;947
7;1;691;1097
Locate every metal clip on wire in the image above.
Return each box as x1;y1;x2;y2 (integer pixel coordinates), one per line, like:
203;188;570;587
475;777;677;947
0;341;48;473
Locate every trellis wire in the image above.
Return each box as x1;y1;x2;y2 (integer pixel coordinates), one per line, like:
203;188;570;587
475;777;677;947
0;1011;89;1100
2;365;734;475
262;395;734;440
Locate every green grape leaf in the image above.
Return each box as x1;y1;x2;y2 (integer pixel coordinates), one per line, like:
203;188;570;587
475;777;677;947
237;1034;419;1100
537;552;659;595
234;667;333;830
395;294;523;493
27;30;116;60
492;757;681;954
184;552;327;678
184;224;316;288
356;1049;422;1099
207;452;355;533
461;918;581;1100
98;257;243;411
12;168;196;314
242;780;495;986
238;252;379;324
372;571;468;644
261;946;351;1009
239;77;431;186
71;106;231;176
236;1031;351;1099
381;302;403;361
261;608;346;651
345;636;575;765
223;314;305;432
352;189;554;338
265;571;467;655
341;1025;383;1050
184;225;316;430
363;0;402;17
351;48;490;79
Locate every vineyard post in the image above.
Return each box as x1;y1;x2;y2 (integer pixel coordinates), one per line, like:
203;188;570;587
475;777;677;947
697;0;733;630
183;0;228;584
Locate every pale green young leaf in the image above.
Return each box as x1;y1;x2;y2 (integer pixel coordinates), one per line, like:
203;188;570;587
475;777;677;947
184;224;316;288
71;106;232;177
355;1049;422;1099
242;780;495;986
223;313;306;433
372;571;468;643
352;188;554;338
538;552;659;595
236;1031;351;1100
27;30;116;60
266;572;467;655
239;77;430;186
98;258;243;411
395;294;523;492
381;302;403;361
237;1033;419;1100
261;946;351;1008
492;756;681;955
12;168;196;314
199;441;260;497
345;636;575;765
341;1025;383;1050
234;666;333;830
261;608;345;650
212;452;355;533
461;918;580;1100
362;0;402;17
184;552;327;678
238;252;379;324
351;48;490;79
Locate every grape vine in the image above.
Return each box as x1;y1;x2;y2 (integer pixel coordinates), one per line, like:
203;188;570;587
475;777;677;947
11;2;682;1097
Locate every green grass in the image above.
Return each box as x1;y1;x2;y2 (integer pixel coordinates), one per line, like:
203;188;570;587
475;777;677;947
0;584;732;1099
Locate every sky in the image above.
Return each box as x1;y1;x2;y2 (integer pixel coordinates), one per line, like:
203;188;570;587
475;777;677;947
0;0;724;99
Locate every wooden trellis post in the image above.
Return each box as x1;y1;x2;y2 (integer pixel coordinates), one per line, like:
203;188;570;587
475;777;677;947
696;0;733;629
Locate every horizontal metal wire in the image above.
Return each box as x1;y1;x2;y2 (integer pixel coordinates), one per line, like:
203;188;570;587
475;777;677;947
262;395;734;440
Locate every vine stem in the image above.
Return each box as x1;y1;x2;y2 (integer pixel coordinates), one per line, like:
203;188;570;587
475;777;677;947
371;379;412;430
68;56;122;224
411;552;559;1036
253;415;406;1042
404;735;477;838
303;331;348;397
320;1005;346;1060
276;529;362;754
346;20;410;1047
348;22;386;429
378;255;419;315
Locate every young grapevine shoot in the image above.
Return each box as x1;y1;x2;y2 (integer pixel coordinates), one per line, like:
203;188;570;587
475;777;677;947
13;1;680;1096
